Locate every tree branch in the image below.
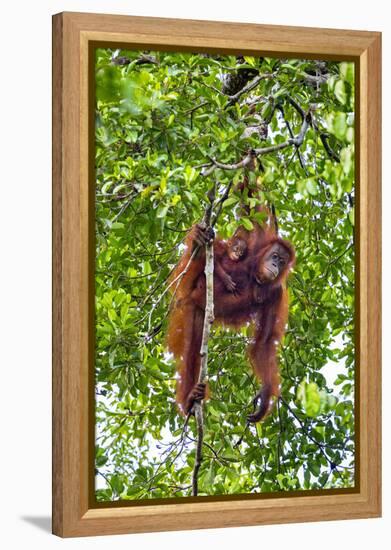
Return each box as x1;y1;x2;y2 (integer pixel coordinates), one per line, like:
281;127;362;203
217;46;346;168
226;73;276;106
192;184;216;496
201;109;313;176
320;133;340;162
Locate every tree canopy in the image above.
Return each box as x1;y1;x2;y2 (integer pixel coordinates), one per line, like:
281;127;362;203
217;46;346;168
94;49;355;501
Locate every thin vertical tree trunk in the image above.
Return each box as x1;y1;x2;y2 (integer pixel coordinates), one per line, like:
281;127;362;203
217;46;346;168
191;239;214;496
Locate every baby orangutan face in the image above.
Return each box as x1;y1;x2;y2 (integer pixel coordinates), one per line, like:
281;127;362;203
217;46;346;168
228;238;247;261
256;242;292;283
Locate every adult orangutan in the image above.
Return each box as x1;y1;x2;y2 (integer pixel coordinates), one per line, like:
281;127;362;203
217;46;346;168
167;204;295;423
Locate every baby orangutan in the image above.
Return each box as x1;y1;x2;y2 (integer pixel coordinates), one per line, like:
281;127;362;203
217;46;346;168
214;236;248;294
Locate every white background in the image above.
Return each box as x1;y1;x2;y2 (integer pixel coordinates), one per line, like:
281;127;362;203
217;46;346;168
0;1;388;548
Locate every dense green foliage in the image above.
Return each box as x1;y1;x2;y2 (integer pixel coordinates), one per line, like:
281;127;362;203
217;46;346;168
94;48;355;501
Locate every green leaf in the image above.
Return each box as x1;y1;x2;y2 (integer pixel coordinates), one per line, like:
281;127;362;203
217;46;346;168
340;62;354;85
297;379;321;417
241;218;254;230
223;196;239;208
157;205;169;218
334;80;347;105
306;179;318;196
243;56;256;67
328;112;347;141
340;147;353;175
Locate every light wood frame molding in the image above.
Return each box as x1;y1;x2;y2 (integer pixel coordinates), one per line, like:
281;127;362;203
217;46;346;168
52;11;381;538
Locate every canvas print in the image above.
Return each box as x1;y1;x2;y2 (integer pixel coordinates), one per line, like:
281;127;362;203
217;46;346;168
94;49;355;501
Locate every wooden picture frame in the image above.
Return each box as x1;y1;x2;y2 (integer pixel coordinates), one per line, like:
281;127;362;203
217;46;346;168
52;11;381;538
